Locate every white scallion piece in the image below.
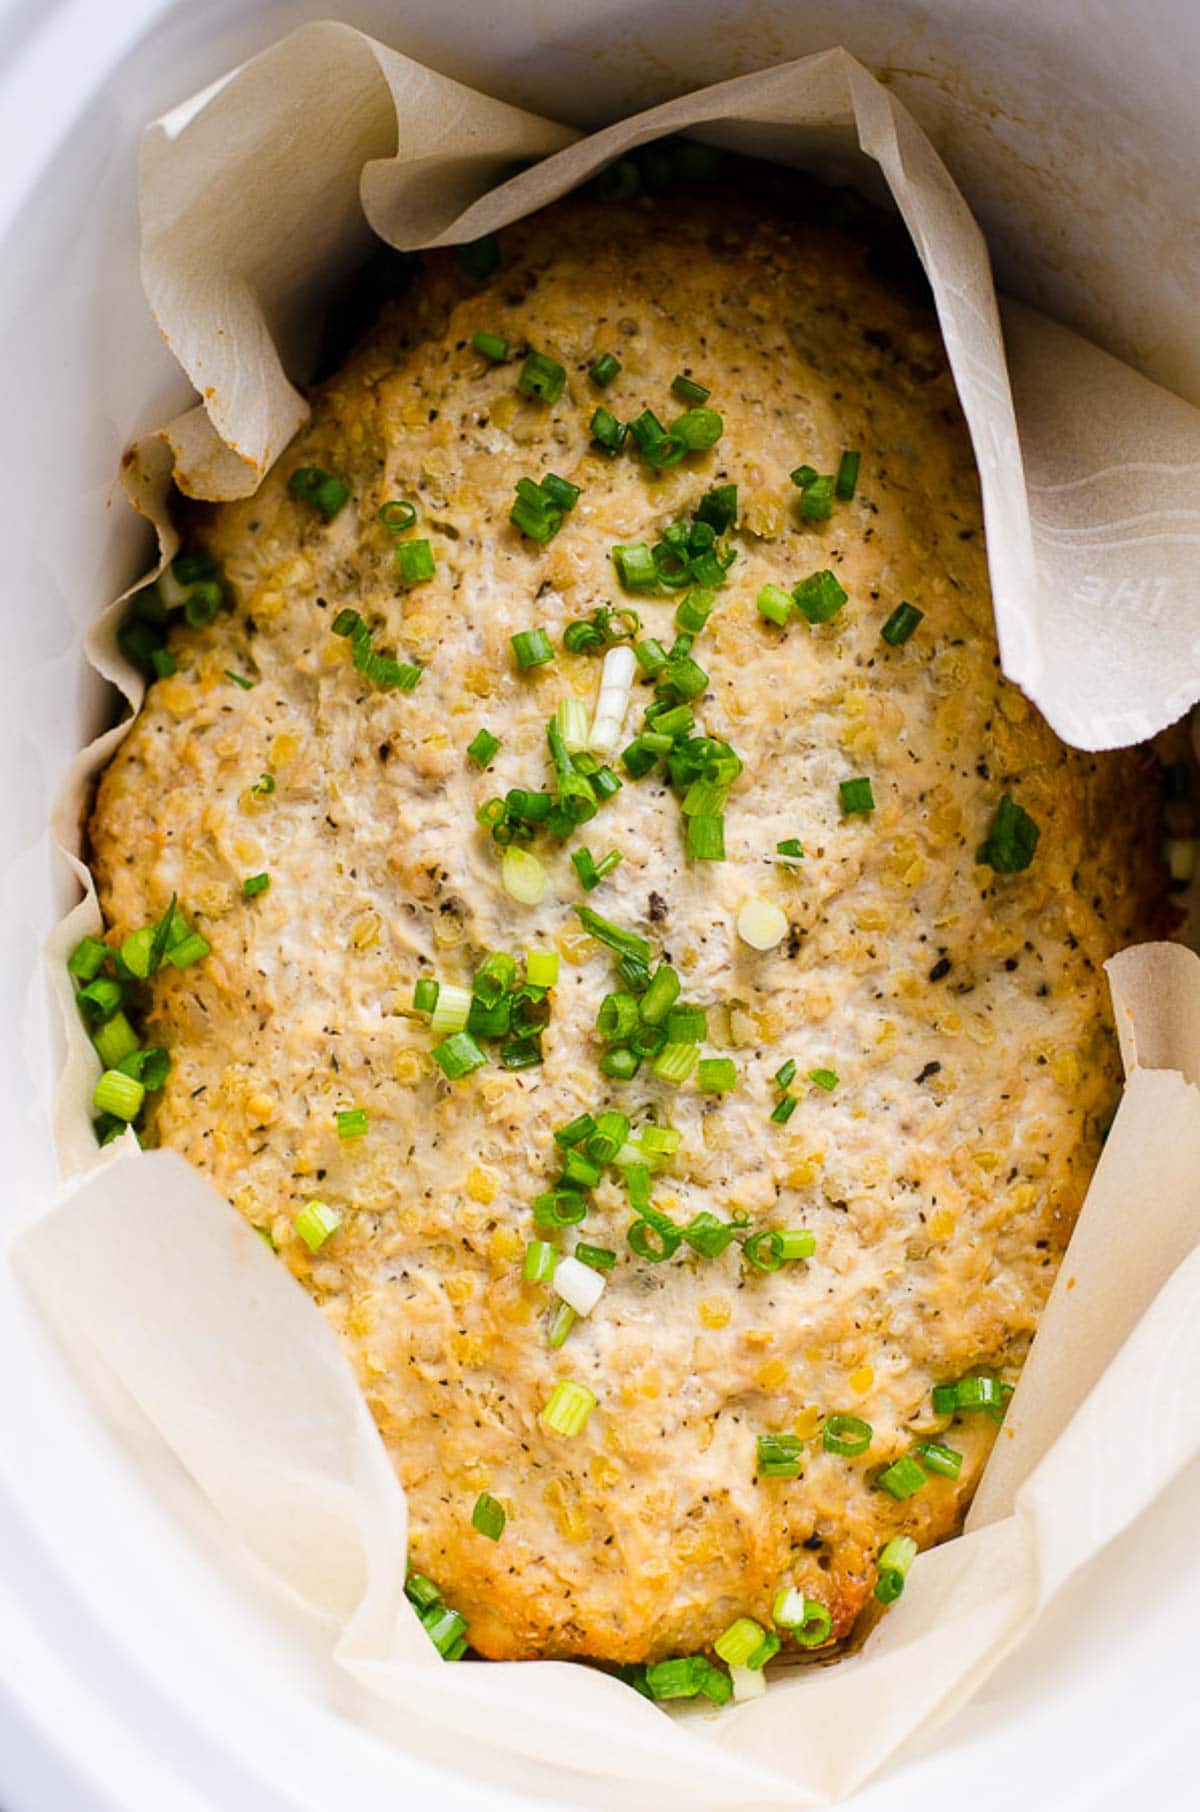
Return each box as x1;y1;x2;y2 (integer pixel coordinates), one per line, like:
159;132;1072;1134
737;897;788;950
730;1664;768;1703
501;846;548;905
589;644;637;754
552;1254;606;1317
771;1586;806;1629
555;696;590;753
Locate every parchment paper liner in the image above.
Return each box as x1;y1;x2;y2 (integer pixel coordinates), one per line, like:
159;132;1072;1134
15;22;1200;1807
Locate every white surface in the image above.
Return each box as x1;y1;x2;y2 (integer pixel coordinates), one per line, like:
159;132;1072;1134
0;2;1196;1810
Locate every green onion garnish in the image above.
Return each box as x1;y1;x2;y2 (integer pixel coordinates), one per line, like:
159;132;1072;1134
669;407;723;450
638;964;681;1026
914;1440;963;1479
665;1005;705;1043
793;569;847;624
68;935;109;982
242;873;270;899
756;1434;804;1478
511;627;555;670
294;1199;341;1252
395;539;435;586
795;472;835;520
612;543;658;591
599;1046;639;1080
838;777;874;816
697;1057;736;1092
681;1211;735;1258
977;794;1040;873
756;584;793;628
875;1535;919;1605
589;352;621;387
651;1041;699;1083
628;1216;682;1261
378;500;418;530
878;1454;927;1501
533;1189;587;1229
430;983;471;1035
466;727;501;769
540;1378;595;1436
590;407;627;454
808;1068;839;1092
770;1095;798;1124
92;1013;139;1070
560;1147;602;1190
598;992;639;1043
547;1300;576;1348
518;349;567;405
471;330;508;363
671;373;711;405
431;1031;488;1080
714;1619;768;1668
116;1045;169;1091
584;1110;629;1163
456;234;500;280
287;467;349;521
224;669;254;690
835;450;861;500
555;1113;596;1148
336;1107;367;1140
776;838;805;863
76;975;123;1023
881;601;924;646
571;848;622;891
575;1243;617;1272
412;978;439;1015
790;464;818;489
696;483;738;533
574;905;650;962
524;1240;557;1282
822;1414;873;1457
931;1374;1007;1414
167;931;210;970
686;814;725;860
742;1230;785;1272
525;947;558;988
471;1491;505;1540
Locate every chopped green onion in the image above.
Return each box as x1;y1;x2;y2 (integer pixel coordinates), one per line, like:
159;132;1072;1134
598;992;640;1043
421;1602;470;1659
665;1005;706;1044
639;1124;682;1157
697;1057;736;1092
914;1440;963;1479
742;1230;785;1272
651;1041;699;1083
797;473;835;520
878;1454;928;1501
287;467;349;521
518;349;567;404
431;1031;488;1080
681;1211;735;1259
835;450;861;500
977;794;1040;874
774;1059;797;1089
242;872;270;899
555;1113;596;1149
585;1110;630;1164
167;931;210;970
511;627;555;670
793;569;847;624
792;1599;834;1648
669;407;723;450
574;905;650;962
638;964;681;1026
777;1230;815;1260
92;1012;139;1071
547;1300;576;1347
686;814;725;860
875;1534;919;1605
575;1243;617;1272
183;580;223;627
540;1378;596;1436
590;407;627;454
770;1095;798;1124
560;1147;602;1190
674;589;716;636
395;539;435;586
931;1373;1006;1414
378;500;418;530
501;846;548;906
714;1619;767;1668
404;1572;443;1613
524;1240;557;1282
471;330;508;363
756;1434;805;1478
473;951;516;1005
118;926;157;980
589;352;621;387
881;601;924;646
776;838;805;863
790;464;818;490
525;948;558;989
671;373;711;405
533;1189;587;1229
838;777;874;816
224;669;254;690
756;584;794;628
68;935;109;982
808;1068;839;1092
554;696;589;753
696;483;738;533
456;234;499;280
599;1045;640;1080
628;1216;682;1261
412;977;439;1015
430;984;471;1035
471;1491;505;1539
467;727;501;768
295;1199;341;1252
336;1107;367;1140
76;975;124;1023
822;1414;873;1457
661;653;708;698
612;543;658;591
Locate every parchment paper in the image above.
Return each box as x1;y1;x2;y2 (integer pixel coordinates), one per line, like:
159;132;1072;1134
15;22;1200;1808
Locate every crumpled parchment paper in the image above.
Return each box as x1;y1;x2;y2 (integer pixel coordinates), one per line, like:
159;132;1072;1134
15;21;1200;1807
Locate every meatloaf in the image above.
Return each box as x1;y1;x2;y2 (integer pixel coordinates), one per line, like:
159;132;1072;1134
88;183;1163;1670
